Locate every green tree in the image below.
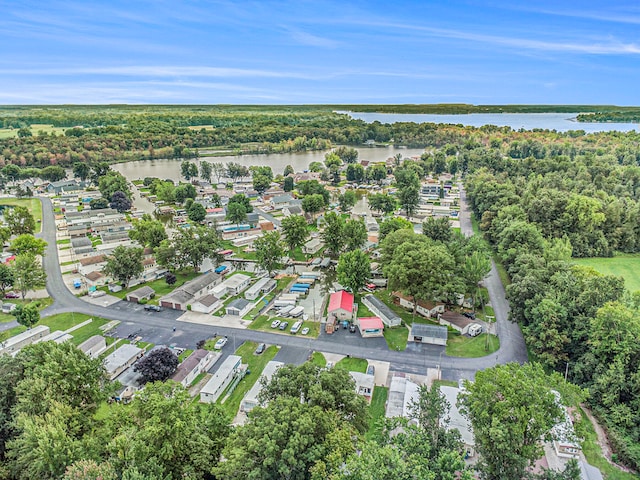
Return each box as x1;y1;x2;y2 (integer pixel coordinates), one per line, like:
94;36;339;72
226;201;247;226
89;198;109;210
180;160;198;180
0;263;15;296
324;152;342;169
302;193;324;219
103;246;144;287
91;162;111;185
395;167;420;217
379;216;413;241
283;175;294;192
254;231;285;276
367;164;387;184
321;212;346;256
422;216;452;243
2;165;22;184
4;206;35;235
13;303;40;329
252;173;271;194
187;202;207;223
344;219;367;251
63;460;117;480
153;239;177;271
338;190;357;212
281;215;309;256
228;193;253;213
174;183;197;204
334;146;359;164
173;226;221;272
72;163;91;182
337;250;370;293
0;355;24;461
128;215;167;249
98;171;131;200
0;226;11;246
459;363;580;480
284;164;295;176
308;161;324;173
368;193;396;215
9;234;47;257
345;164;365;183
200;161;213;183
10;254;46;300
39;165;67;182
154;180;175;203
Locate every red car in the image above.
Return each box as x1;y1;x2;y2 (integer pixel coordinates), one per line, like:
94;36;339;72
4;292;19;299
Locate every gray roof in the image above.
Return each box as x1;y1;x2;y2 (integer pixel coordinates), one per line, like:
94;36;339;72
71;237;92;248
162;289;194;305
128;286;155;299
411;323;448;339
194;293;220;307
77;335;105;353
50;179;78;188
364;295;401;323
285;205;302;214
227;298;250;311
103;344;144;373
272;194;294;204
182;271;221;296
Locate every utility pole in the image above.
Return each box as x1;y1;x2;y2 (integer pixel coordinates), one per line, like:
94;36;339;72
565;362;569;382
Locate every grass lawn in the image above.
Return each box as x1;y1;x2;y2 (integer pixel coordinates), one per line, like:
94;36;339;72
248;314;320;338
573;253;640;293
309;351;326;367
217;341;279;418
38;313;115;346
433;379;459;388
0;198;43;232
178;349;194;362
383;326;409;351
493;256;511;287
446;332;499;358
0;297;53;323
366;386;389;440
56;238;71;245
576;408;638;480
335;356;368;373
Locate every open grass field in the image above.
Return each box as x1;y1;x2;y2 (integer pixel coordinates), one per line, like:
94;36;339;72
0;198;43;232
383;326;408;351
217;341;278;418
0;124;67;139
446;332;500;358
573;254;640;293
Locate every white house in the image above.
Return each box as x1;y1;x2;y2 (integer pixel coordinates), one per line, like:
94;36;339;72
200;355;243;403
77;335;106;358
240;360;284;412
385;374;420;418
171;349;220;387
245;277;277;301
190;294;223;314
440;386;475;458
0;325;50;356
362;295;402;327
103;344;144;380
409;323;448;346
392;291;445;318
226;298;252;317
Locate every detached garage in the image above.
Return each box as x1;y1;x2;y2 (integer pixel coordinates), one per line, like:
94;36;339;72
226;298;252;317
126;286;155;303
409;324;448;346
357;317;384;338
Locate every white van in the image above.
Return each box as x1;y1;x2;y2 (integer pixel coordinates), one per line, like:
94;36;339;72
290;321;303;334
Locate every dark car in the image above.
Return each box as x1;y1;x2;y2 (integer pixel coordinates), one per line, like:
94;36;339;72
255;343;266;355
349;324;357;333
462;311;475;319
279;321;289;330
144;304;162;312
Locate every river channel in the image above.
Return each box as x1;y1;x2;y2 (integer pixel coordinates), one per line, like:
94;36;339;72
112;146;426;181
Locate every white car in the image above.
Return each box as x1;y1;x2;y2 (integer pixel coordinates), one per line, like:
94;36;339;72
213;337;228;350
270;319;281;329
301;327;310;335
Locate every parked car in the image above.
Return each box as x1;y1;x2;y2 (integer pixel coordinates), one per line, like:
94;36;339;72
255;343;266;355
462;311;476;319
301;327;310;335
279;321;289;330
4;292;19;299
144;304;162;312
270;319;281;329
349;323;356;333
214;337;228;350
367;364;375;376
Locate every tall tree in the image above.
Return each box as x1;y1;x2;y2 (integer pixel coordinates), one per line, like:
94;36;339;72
109;191;132;213
321;212;346;256
337;250;370;293
172;226;221;272
283;175;294;192
180;160;198;181
9;234;47;257
98;171;131;200
103;246;144;287
252;174;271;194
283;164;295;176
422;216;452;243
0;263;15;296
226;202;247;226
459;363;581;480
174;184;197;204
254;231;285;276
72;162;91;182
13;303;40;329
379;216;413;241
200;160;213;183
187;202;207;223
338;190;357;212
5;206;35;235
344;219;367;251
302;194;324;219
368;193;396;215
128;215;167;249
281;215;309;256
9;254;46;300
133;347;179;384
334;146;359;164
228;193;253;213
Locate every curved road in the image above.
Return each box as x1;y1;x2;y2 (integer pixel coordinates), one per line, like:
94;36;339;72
39;194;527;380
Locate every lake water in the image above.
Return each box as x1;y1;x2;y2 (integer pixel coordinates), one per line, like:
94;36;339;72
343;111;639;133
112;146;426;181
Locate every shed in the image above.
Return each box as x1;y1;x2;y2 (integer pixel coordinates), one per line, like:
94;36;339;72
438;311;476;335
356;317;384;338
409;323;448;346
191;294;222;314
126;286;155;303
226;298;252;317
362;295;401;327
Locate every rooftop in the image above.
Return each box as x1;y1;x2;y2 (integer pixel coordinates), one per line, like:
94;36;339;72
410;323;448;340
103;344;143;374
328;290;354;313
227;298;250;310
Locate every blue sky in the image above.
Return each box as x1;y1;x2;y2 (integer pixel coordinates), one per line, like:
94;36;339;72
1;0;640;104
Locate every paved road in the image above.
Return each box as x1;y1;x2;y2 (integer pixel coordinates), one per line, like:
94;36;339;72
458;185;528;365
38;194;527;380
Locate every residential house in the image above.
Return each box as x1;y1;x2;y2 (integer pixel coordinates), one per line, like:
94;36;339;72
350;371;375;402
226;298;252;317
362;295;402;327
550;390;581;458
78;255;107;276
356;317;384;338
440;386;475;458
77;335;106;359
245;277;277;301
269;193;295;210
126;286;156;303
47;179;84;195
385;374;420;418
392;291;445;318
159;271;223;311
190;294;223;314
221;225;263;241
438;311;476;335
409;323;448;346
328;290;355;321
241;361;284;412
171;349;220;388
212;273;252;298
0;325;50;356
282;205;303;217
103;344;144;380
303;237;323;255
200;355;243;403
34;330;73;345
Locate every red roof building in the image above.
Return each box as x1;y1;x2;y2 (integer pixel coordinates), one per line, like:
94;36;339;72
356;317;384;338
328;290;354;321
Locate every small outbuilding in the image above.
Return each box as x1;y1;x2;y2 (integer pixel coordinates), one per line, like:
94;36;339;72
126;286;155;303
409;323;448;346
356;317;384;338
438;311;477;335
226;298;252;317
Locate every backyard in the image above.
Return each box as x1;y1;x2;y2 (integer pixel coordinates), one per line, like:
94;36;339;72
445;332;500;358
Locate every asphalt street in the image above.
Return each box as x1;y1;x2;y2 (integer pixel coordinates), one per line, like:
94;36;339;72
38;193;527;380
